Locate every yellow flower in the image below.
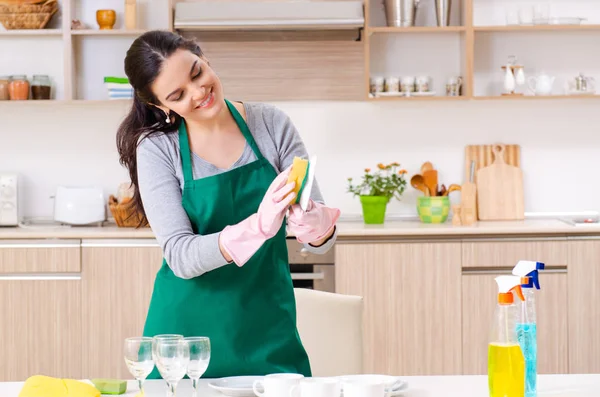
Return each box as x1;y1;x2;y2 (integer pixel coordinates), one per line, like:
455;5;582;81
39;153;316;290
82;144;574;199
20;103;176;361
365;168;371;173
392;162;400;166
398;169;407;175
377;163;385;170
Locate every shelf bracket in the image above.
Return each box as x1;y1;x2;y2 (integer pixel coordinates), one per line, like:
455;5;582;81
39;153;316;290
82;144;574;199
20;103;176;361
355;27;363;42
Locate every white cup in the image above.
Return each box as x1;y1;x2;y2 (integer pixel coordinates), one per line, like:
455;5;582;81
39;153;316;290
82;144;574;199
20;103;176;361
400;76;415;92
289;377;341;397
253;373;304;397
342;379;385;397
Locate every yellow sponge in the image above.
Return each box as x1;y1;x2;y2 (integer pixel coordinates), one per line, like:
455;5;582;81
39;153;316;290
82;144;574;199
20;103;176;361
287;157;309;204
19;375;101;397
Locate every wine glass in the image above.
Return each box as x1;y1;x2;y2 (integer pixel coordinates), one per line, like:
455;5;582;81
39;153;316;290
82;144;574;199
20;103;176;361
152;335;184;394
124;337;155;396
153;338;190;397
184;337;211;397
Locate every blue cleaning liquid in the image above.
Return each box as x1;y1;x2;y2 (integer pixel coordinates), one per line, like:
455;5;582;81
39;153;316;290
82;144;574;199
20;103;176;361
516;323;537;397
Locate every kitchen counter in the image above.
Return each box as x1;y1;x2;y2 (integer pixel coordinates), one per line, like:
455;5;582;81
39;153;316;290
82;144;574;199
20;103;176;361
1;218;600;240
1;375;598;397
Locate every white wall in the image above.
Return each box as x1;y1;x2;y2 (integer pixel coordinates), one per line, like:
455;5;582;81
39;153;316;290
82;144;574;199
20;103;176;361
1;98;599;219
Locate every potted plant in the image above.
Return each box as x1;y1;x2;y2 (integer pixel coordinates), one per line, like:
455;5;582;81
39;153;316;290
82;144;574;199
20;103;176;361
347;162;408;224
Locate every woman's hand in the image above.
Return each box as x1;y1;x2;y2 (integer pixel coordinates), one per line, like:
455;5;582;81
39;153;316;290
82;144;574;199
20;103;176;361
287;199;340;245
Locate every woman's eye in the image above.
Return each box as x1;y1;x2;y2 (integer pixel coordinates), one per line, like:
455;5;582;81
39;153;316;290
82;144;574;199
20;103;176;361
192;68;202;80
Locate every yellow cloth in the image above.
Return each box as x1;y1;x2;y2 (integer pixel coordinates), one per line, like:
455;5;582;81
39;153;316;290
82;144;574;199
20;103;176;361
19;375;101;397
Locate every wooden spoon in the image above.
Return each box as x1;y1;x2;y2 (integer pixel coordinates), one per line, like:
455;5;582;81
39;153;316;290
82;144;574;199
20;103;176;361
410;174;430;196
438;184;447;196
422;170;438;198
420;161;434;174
443;184;462;196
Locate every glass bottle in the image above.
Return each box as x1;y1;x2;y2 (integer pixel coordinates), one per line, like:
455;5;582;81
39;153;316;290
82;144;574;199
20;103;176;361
0;76;9;100
8;75;30;100
31;75;51;100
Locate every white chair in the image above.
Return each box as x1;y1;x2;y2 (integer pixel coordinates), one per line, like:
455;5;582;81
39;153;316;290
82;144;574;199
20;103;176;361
293;288;364;377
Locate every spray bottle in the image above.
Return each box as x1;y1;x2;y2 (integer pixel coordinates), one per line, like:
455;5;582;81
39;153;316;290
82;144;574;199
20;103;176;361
512;260;545;397
489;275;525;397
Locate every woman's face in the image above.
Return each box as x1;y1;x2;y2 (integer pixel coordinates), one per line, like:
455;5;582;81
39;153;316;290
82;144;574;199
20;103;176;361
151;48;224;122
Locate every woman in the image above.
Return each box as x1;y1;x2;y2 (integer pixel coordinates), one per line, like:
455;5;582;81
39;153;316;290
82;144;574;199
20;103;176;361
116;30;340;379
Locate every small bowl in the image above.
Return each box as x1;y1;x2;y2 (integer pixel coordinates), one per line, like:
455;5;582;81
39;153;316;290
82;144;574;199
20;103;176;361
417;196;450;224
96;9;116;30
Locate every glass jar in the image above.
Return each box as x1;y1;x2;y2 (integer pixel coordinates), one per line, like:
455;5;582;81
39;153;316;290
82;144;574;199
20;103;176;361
31;75;51;100
8;75;30;100
0;76;9;101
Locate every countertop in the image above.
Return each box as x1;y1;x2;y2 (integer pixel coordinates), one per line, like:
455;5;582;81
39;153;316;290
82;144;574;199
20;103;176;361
1;218;600;240
1;375;598;397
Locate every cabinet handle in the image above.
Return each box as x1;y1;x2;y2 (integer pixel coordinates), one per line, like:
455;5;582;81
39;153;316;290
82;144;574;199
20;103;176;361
0;240;80;248
291;272;325;280
81;239;159;248
0;273;81;280
463;267;567;275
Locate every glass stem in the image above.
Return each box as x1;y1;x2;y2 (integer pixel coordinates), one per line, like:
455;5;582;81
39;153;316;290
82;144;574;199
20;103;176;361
192;378;199;397
137;379;144;396
170;381;178;397
165;381;173;397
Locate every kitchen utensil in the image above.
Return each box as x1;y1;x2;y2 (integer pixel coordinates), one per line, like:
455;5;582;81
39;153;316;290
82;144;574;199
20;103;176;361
401;76;415;92
208;376;264;397
420;161;433;174
417;196;450;224
460;160;477;226
415;76;431;92
435;0;451;26
153;339;190;397
384;0;421;27
410;174;429;196
464;144;520;183
337;375;407;395
123;337;154;396
341;380;385;397
476;144;524;220
443;184;461;196
573;73;596;93
96;9;116;29
53;186;106;225
438;184;447;196
452;205;462;226
253;373;304;397
528;71;555;95
385;76;400;93
423;170;438;198
503;63;516;93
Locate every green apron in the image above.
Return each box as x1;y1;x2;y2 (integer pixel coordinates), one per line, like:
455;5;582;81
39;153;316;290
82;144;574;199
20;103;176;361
143;99;311;379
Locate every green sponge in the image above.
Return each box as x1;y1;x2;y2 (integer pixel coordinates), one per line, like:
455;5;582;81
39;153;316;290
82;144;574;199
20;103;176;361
91;379;127;395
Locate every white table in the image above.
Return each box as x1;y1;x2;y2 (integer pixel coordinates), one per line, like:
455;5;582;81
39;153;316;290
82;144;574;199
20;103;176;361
2;375;599;397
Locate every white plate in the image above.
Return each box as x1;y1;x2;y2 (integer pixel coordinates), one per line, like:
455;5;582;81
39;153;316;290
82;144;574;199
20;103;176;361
409;91;436;97
338;374;408;395
207;376;263;397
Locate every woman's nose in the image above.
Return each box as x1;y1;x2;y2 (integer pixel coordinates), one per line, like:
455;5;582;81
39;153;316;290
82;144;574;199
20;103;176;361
191;85;206;101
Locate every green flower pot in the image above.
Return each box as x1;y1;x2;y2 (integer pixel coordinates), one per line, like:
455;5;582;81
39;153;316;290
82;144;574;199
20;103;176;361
360;195;389;224
417;196;450;224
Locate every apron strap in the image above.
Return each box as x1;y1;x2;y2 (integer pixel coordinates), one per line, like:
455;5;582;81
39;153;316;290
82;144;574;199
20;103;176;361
178;121;195;183
225;99;266;161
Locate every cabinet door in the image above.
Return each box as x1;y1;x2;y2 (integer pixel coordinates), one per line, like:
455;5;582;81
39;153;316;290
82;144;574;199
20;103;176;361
462;271;568;375
568;239;600;373
81;239;163;379
335;241;462;376
462;238;568;268
0;277;82;381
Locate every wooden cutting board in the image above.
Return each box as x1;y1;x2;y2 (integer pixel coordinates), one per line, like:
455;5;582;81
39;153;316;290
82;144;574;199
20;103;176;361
464;144;521;183
476;144;524;220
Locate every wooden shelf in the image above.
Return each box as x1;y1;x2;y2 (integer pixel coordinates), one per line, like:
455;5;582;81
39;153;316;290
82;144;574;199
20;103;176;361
71;29;147;36
474;24;600;32
369;95;468;101
0;29;62;36
0;99;132;105
474;94;600;100
368;26;466;34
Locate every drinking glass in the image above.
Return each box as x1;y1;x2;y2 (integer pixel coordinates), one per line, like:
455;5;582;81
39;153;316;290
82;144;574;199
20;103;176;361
185;337;211;397
124;337;155;396
152;335;184;396
154;338;190;397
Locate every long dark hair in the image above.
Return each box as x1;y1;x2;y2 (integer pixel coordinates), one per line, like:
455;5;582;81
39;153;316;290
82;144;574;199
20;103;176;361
116;30;204;226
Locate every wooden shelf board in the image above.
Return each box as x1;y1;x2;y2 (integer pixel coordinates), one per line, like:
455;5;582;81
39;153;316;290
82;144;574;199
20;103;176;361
0;29;62;36
71;29;147;36
475;24;600;32
368;26;466;34
474;94;600;100
0;99;133;104
368;95;469;101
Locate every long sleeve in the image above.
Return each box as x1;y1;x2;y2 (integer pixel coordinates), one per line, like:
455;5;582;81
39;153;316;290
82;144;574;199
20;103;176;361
267;107;339;254
136;136;230;279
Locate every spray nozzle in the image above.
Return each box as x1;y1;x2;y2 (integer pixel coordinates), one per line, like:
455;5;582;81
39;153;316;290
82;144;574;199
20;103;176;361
512;260;545;289
495;275;525;304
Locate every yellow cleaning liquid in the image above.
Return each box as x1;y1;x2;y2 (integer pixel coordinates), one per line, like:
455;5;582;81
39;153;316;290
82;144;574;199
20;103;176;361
488;343;525;397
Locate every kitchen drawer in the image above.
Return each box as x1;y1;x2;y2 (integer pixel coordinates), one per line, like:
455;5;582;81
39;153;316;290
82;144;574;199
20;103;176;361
462;238;568;269
0;239;81;273
286;239;334;264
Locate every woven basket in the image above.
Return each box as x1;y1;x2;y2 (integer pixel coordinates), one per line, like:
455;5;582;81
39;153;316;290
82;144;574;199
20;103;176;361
0;0;57;29
108;195;149;228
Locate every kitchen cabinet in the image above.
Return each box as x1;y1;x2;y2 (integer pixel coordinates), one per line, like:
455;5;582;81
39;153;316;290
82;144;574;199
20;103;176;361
461;270;568;375
462;238;569;269
81;239;163;379
0;240;82;381
335;241;462;376
567;239;600;373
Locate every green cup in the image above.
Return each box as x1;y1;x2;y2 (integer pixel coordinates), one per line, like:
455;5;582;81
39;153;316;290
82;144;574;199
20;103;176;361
417;196;450;224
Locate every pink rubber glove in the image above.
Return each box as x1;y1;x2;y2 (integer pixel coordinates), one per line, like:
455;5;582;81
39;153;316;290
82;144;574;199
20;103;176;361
287;199;340;244
219;167;296;266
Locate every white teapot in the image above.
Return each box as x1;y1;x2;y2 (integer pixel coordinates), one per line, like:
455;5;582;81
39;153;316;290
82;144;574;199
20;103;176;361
528;71;555;95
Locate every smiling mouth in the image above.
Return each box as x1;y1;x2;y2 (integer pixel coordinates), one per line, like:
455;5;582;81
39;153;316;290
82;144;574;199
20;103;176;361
195;88;214;109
